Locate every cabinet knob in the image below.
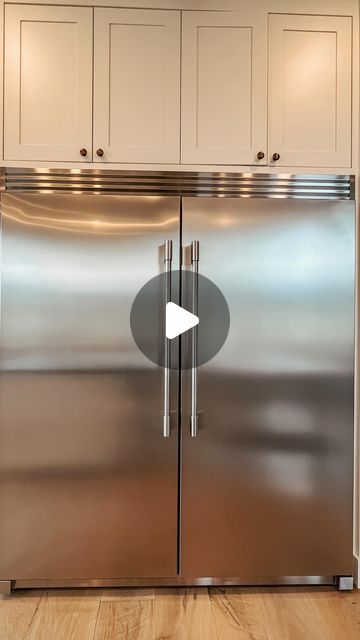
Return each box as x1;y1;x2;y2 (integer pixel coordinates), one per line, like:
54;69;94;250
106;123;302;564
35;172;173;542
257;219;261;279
96;148;104;158
257;151;265;160
79;148;87;157
272;152;280;162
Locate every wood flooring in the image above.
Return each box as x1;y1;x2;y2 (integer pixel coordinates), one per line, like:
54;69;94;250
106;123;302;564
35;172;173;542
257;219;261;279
0;586;359;640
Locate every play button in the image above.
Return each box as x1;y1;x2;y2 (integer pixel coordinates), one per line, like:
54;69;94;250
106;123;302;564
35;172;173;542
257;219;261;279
130;269;230;370
166;302;199;339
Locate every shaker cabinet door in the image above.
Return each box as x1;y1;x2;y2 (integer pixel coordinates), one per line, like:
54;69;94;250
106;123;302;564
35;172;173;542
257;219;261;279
181;10;267;165
4;5;93;163
268;14;352;168
94;8;181;164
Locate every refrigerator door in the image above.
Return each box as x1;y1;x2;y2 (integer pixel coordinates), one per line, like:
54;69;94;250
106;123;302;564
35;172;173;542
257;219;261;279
0;193;180;580
181;197;355;578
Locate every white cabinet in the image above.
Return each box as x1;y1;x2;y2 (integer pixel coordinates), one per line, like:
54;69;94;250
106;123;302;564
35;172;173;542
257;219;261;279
181;10;267;165
4;5;93;162
2;5;354;169
3;4;180;165
94;8;180;164
268;14;352;168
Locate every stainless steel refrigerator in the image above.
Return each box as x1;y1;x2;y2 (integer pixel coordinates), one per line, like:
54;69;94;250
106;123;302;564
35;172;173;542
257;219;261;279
0;169;355;592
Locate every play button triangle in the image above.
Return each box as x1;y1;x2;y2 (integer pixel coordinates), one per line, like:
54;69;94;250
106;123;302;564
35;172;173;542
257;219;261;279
166;302;199;340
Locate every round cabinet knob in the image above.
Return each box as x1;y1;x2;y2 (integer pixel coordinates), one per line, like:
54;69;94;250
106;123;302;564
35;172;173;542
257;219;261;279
79;148;87;157
257;151;265;160
96;148;104;158
272;152;280;162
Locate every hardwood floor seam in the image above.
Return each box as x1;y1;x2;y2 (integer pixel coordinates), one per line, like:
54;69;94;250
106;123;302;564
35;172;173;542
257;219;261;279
24;592;45;640
90;593;102;640
207;588;222;640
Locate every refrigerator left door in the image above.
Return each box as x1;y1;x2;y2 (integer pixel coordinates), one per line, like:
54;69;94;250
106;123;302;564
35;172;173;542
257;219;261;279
0;193;180;581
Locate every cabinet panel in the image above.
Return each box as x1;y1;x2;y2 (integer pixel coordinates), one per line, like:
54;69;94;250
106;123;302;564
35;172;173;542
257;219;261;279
268;15;352;168
181;196;354;578
4;5;93;163
94;9;180;164
181;11;267;165
0;193;180;580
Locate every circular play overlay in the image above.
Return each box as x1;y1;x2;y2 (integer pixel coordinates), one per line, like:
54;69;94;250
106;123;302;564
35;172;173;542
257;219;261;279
130;270;230;370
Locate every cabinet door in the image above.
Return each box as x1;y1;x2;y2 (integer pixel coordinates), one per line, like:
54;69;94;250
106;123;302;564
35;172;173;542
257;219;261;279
268;15;352;168
94;9;180;164
181;11;267;165
4;5;93;163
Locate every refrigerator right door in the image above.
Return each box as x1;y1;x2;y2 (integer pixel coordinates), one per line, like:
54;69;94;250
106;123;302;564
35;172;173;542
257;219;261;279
181;197;355;579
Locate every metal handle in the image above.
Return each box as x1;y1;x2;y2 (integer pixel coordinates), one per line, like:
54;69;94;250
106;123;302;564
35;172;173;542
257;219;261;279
272;152;280;162
96;148;104;157
190;241;199;437
163;240;173;437
257;151;265;160
79;148;87;157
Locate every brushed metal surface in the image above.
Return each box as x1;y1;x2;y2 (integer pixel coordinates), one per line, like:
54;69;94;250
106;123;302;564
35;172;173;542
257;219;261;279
338;576;354;590
190;241;199;437
163;240;173;438
181;197;355;578
13;575;336;589
0;193;180;580
0;168;354;200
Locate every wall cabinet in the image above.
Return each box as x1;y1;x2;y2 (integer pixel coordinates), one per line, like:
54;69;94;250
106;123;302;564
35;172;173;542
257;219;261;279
4;5;180;164
94;9;180;163
181;10;267;165
2;4;355;169
4;5;93;163
268;14;352;168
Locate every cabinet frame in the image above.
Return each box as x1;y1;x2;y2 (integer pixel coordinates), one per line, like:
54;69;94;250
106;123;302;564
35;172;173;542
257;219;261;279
0;0;358;175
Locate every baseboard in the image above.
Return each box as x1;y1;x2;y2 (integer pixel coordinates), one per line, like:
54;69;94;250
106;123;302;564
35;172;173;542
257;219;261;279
355;555;360;588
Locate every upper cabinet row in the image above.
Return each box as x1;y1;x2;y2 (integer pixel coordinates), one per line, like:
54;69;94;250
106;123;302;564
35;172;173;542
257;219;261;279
3;5;352;168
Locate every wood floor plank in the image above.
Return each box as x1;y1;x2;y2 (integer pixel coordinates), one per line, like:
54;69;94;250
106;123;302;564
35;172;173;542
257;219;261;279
1;586;360;640
0;591;42;640
209;587;268;640
101;588;155;602
341;588;360;633
155;588;218;640
220;587;360;640
26;590;100;640
305;591;360;640
93;600;155;640
257;589;329;640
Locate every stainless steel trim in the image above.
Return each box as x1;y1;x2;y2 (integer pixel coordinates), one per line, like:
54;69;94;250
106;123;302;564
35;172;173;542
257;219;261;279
1;168;354;200
338;576;354;590
190;241;199;438
12;576;338;589
163;240;173;438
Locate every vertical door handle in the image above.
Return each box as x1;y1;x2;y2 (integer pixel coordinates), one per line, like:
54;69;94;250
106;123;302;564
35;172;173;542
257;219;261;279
163;240;173;437
190;241;199;437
